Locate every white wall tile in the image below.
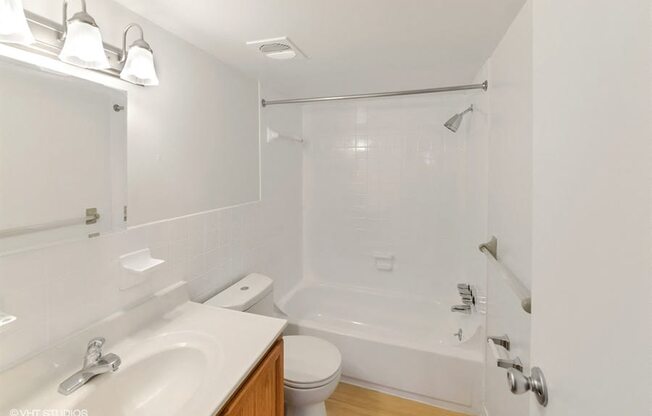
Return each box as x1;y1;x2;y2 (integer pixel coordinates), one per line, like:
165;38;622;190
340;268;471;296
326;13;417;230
302;96;486;301
0;197;303;370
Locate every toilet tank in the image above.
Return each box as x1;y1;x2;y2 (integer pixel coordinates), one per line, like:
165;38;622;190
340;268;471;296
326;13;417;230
204;273;275;316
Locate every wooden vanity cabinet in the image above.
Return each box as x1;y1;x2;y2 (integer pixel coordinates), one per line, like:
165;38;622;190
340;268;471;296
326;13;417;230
217;339;284;416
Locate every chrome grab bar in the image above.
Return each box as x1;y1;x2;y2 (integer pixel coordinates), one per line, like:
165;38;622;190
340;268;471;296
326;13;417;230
479;236;532;314
0;208;100;239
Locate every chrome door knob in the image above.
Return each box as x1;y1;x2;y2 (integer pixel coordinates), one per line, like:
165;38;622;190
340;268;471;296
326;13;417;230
506;367;548;407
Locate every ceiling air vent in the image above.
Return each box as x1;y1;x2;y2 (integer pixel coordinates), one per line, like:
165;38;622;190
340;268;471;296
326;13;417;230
246;37;306;60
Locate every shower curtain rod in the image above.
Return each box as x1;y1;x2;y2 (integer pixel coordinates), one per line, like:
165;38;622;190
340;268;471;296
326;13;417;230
261;80;488;107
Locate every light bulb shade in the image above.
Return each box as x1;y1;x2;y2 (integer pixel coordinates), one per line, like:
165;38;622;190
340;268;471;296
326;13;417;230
59;20;110;69
0;0;35;44
120;45;159;86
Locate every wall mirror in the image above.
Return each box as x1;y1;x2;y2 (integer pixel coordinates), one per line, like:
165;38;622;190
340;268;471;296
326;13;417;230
0;56;127;255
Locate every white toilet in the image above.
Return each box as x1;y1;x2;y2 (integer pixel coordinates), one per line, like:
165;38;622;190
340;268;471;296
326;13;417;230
205;273;342;416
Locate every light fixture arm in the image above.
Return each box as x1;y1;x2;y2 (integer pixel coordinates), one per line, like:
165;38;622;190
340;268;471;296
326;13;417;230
61;0;95;40
120;23;151;63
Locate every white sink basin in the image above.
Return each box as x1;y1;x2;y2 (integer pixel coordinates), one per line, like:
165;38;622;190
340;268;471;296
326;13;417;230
75;345;208;415
0;282;286;416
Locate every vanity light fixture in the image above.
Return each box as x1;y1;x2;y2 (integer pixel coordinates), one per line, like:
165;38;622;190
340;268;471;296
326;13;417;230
119;23;158;86
0;1;159;85
0;0;35;44
58;0;110;69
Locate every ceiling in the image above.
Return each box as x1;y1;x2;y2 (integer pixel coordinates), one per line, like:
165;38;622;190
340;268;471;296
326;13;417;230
113;0;526;98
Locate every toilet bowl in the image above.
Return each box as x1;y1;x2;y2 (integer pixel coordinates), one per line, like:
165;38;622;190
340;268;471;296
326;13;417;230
284;335;342;416
204;274;342;416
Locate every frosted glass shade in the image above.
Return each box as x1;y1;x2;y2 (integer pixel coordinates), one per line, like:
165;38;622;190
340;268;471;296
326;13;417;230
120;45;159;86
59;20;110;69
0;0;35;44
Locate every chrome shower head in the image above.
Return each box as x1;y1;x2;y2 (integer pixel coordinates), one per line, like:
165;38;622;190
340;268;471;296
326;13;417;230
444;105;474;133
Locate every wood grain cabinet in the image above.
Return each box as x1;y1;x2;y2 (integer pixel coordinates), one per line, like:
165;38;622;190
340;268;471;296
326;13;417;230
217;339;284;416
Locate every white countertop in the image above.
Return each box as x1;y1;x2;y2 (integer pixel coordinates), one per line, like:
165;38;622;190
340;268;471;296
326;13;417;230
0;282;287;416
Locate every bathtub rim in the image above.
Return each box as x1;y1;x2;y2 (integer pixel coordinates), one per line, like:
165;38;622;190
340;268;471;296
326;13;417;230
277;280;485;362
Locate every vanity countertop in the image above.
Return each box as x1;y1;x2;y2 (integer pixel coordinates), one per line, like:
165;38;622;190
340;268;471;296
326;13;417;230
0;282;287;416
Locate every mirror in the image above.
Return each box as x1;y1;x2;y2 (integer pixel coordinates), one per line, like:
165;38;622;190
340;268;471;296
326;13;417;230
0;56;127;255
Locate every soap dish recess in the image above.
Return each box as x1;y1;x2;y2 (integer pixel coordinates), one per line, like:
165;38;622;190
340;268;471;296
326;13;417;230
120;248;165;274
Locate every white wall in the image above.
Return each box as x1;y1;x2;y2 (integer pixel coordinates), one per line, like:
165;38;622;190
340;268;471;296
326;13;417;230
476;2;533;415
21;0;260;225
0;0;303;370
531;1;651;415
302;95;486;301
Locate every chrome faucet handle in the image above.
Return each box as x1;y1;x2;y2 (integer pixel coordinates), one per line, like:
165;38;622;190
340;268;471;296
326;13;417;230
83;337;106;368
87;337;105;349
451;304;472;314
452;328;463;341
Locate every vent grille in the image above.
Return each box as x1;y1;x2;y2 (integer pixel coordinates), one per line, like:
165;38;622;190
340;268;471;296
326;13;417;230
259;43;291;54
246;37;306;60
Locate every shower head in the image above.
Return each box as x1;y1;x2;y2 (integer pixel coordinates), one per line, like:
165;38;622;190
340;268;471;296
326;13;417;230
444;105;474;133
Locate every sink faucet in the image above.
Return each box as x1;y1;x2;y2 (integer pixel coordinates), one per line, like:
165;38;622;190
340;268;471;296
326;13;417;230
451;304;472;314
58;337;121;395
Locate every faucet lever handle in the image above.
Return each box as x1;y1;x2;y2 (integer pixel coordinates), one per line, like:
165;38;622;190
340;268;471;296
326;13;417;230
87;337;105;350
83;337;106;368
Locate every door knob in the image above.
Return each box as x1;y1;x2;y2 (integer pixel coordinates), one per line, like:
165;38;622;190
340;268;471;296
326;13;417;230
506;367;548;407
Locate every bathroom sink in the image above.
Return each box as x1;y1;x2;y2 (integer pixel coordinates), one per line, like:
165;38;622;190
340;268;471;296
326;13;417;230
73;346;208;416
0;282;287;416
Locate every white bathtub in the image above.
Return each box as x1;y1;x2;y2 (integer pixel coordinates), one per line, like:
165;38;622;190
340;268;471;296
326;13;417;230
278;283;483;413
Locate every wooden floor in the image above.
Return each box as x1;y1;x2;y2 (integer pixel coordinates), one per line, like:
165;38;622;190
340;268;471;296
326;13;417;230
325;383;469;416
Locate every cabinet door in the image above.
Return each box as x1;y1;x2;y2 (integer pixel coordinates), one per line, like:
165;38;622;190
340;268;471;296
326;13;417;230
219;339;284;416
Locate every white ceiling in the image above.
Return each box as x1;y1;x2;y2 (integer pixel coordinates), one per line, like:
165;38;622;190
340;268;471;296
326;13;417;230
113;0;526;98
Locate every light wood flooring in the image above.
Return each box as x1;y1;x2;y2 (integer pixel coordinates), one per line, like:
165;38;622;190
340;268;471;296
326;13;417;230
325;383;470;416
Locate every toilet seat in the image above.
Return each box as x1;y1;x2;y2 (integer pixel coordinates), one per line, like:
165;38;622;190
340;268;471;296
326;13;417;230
283;335;342;389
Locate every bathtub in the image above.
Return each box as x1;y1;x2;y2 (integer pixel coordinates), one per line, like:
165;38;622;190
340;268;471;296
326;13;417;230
278;283;483;413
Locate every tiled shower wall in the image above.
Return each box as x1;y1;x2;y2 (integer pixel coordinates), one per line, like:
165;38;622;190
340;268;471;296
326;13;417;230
302;95;487;301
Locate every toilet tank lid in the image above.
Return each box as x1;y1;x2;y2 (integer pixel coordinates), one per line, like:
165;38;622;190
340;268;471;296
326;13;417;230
204;273;273;311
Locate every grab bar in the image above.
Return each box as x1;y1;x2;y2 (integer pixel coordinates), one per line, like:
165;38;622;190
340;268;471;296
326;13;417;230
0;208;100;239
479;236;532;314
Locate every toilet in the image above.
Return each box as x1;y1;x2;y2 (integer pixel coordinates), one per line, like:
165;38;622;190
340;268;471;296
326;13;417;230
204;273;342;416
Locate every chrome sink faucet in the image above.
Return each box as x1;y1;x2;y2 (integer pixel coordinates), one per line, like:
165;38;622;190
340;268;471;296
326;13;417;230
58;337;121;395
